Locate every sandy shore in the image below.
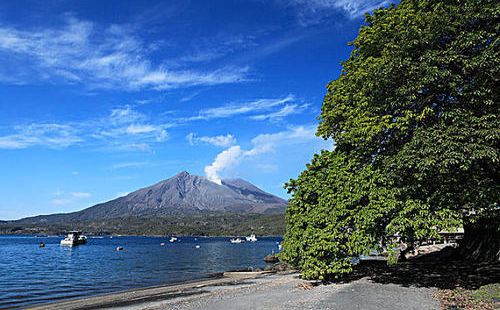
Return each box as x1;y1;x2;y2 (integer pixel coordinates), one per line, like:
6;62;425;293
27;271;439;310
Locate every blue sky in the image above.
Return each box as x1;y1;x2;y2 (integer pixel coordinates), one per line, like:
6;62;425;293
0;0;391;220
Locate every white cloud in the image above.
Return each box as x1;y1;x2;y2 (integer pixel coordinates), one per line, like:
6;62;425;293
126;124;157;134
287;0;391;22
250;103;308;121
186;95;296;121
50;190;91;206
245;125;319;156
111;162;147;170
204;125;327;183
0;106;168;151
187;133;236;147
0;17;248;90
178;33;257;64
134;66;249;90
121;143;153;152
109;107;145;125
95;107;170;144
0;123;82;149
156;129;169;142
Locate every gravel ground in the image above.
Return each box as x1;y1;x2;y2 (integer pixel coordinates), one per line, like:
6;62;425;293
117;273;439;310
28;272;439;310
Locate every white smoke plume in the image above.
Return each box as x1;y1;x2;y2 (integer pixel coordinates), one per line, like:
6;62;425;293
204;126;322;184
204;145;243;184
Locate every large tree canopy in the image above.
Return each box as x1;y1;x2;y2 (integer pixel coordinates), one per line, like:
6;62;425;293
280;0;499;280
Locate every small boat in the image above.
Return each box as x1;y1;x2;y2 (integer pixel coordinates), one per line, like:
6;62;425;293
39;242;45;248
60;231;87;247
116;246;124;251
230;237;244;244
169;236;178;243
195;245;201;249
245;234;258;242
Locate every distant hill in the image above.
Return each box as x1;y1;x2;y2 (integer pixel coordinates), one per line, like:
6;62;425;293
14;171;287;226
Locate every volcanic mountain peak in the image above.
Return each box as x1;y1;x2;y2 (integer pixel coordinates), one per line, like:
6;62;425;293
18;171;287;224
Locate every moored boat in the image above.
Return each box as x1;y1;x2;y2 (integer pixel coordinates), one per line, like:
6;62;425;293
230;237;244;244
245;234;257;242
60;231;87;246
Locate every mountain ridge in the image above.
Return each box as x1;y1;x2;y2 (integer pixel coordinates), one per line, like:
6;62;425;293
15;171;287;224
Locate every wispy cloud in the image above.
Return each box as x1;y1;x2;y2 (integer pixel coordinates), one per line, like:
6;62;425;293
111;162;147;170
93;106;170;146
285;0;391;23
204;125;328;184
126;124;157;134
187;133;236;147
50;190;92;206
250;103;308;121
108;107;145;125
0;123;82;149
0;17;249;90
0;106;169;151
70;192;92;199
115;143;154;153
177;33;258;64
184;95;299;122
91;106;170;148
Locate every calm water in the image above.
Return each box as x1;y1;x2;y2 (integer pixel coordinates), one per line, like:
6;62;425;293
0;235;282;309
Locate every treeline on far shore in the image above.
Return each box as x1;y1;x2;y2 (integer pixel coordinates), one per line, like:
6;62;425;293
0;212;285;236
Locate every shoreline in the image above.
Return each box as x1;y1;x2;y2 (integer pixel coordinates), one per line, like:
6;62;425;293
1;234;285;309
24;268;443;310
25;271;281;310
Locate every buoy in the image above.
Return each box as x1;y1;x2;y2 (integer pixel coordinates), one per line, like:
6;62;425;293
116;246;123;251
195;245;200;249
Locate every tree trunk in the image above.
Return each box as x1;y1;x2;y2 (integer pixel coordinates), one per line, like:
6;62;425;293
398;243;415;262
458;217;500;262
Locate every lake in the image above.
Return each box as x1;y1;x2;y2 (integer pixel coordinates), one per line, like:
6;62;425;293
0;235;282;309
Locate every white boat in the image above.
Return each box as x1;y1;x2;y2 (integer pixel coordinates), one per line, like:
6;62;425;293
169;236;178;243
230;237;244;244
60;231;87;246
245;234;257;242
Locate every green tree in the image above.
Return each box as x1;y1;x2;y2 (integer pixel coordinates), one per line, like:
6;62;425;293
280;0;499;280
